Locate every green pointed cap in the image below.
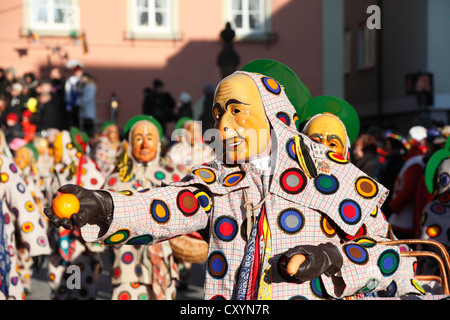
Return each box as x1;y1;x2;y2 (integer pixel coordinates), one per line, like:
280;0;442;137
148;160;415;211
123;115;163;141
241;59;311;128
425;136;450;194
300;95;360;144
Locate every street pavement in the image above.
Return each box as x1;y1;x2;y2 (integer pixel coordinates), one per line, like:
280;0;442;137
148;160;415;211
26;255;206;300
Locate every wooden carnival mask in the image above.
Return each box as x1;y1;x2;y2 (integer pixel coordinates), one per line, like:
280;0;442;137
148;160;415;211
304;113;347;157
131;121;160;163
212;73;271;163
14;147;32;170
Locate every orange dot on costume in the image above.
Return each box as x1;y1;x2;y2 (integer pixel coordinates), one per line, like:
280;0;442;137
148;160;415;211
150;199;170;224
320;215;337;238
192;168;216;184
223;171;245;187
427;225;441;238
355;176;379;199
262;77;281;95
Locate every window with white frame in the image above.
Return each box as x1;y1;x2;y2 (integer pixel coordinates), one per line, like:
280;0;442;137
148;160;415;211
357;24;376;70
226;0;270;39
25;0;79;35
128;0;178;39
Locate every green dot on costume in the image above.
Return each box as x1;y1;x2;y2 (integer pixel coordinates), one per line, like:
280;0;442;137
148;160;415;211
301;95;360;144
154;171;166;180
377;249;400;277
104;229;131;245
310;277;328;299
126;234;154;245
314;174;339;195
425;136;450;194
355;277;381;294
241;59;311;128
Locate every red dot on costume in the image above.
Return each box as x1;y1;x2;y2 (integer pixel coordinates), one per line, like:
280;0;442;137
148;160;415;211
108;178;117;186
119;292;131;300
173;174;180;182
343;206;356;219
91;178;97;185
219;222;233;237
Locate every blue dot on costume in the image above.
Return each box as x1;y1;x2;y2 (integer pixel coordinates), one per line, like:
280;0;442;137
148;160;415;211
103;229;131;245
194;189;212;213
214;216;238;242
377;249;400;277
126;234;154;245
314;174;339;195
339;199;362;225
430;203;446;215
276;111;291;126
279;168;308;195
207;251;228;279
223;171;246;187
277;208;305;235
150;199;171;224
176;189;200;217
343;243;369;265
17;183;26;193
286;138;297;161
261;77;281;95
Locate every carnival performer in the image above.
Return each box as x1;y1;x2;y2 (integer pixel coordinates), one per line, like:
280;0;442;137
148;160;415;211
13;142;48;294
94;121;124;176
33;136;55;206
102;115;179;300
47;127;105;299
164;117;215;176
419;136;450;279
300;95;426;298
0;134;50;299
45;60;415;300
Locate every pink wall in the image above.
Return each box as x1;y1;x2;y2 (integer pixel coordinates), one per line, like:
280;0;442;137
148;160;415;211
0;0;322;131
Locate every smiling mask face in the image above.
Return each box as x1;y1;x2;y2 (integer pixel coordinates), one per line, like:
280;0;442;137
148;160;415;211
304;114;347;157
212;74;271;164
131;122;159;163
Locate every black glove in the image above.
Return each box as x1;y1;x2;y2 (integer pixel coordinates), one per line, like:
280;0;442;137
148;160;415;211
44;184;114;236
279;243;343;282
32;255;47;273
